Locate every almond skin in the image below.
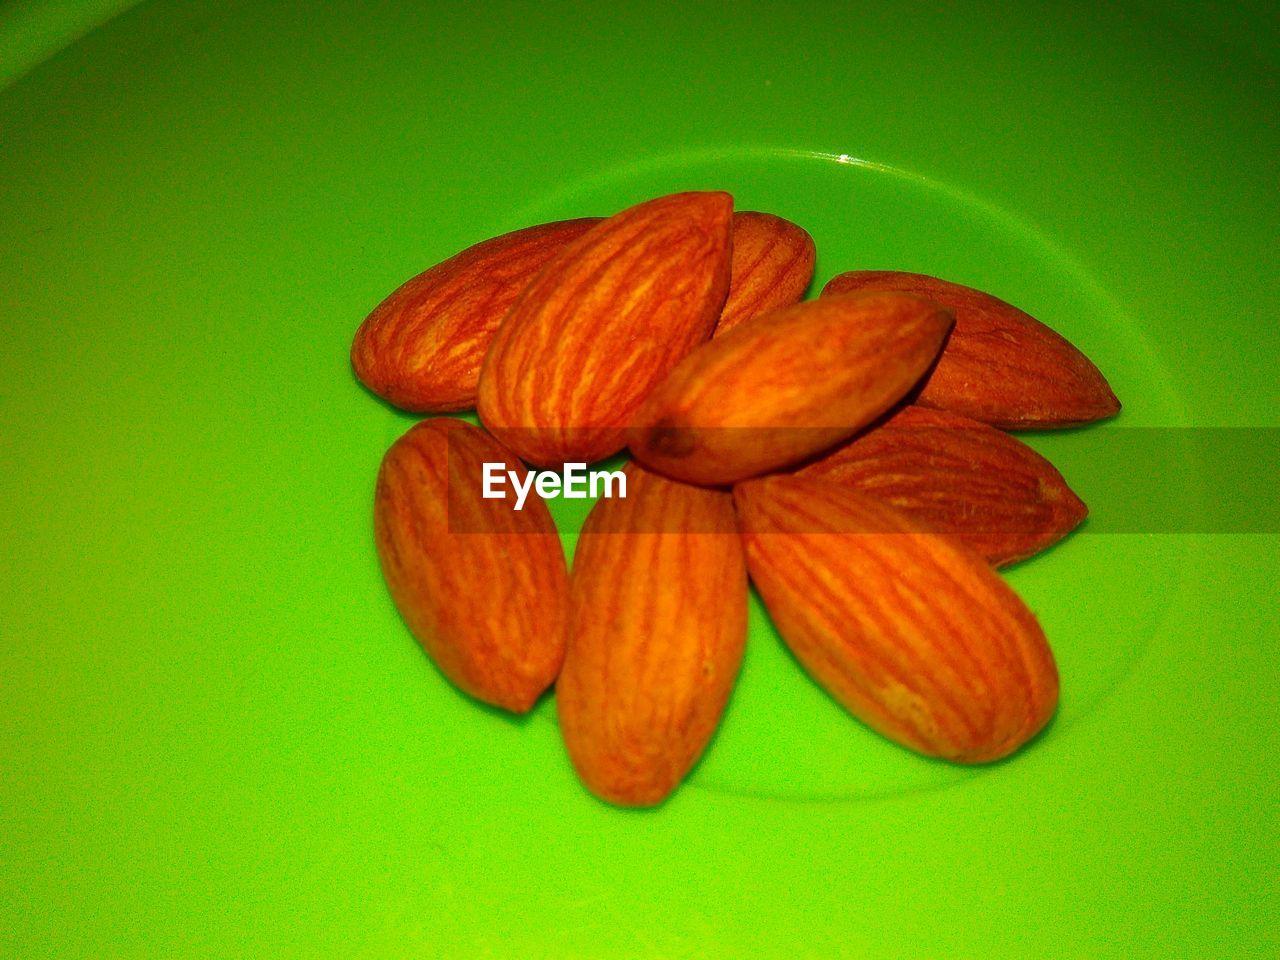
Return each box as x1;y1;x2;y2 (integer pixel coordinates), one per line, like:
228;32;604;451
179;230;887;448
477;192;733;465
627;292;953;486
353;218;601;412
557;463;748;806
734;476;1058;763
797;405;1087;567
374;418;568;712
821;271;1120;428
713;211;816;337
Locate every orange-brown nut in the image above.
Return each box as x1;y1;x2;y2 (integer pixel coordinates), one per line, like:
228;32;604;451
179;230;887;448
478;191;733;465
713;211;815;336
628;292;953;485
352;218;600;411
735;475;1059;763
557;463;747;806
374;418;568;712
822;271;1120;428
797;405;1087;566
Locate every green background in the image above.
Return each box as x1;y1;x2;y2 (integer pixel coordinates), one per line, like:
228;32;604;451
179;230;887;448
2;1;1275;956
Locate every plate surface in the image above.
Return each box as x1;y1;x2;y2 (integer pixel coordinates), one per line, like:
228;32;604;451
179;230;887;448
2;1;1276;956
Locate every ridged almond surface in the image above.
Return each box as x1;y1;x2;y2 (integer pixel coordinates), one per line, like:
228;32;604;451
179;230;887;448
477;191;733;465
797;405;1087;566
557;463;748;806
712;211;816;337
374;418;568;712
352;218;601;411
821;271;1120;428
735;476;1058;763
627;292;953;485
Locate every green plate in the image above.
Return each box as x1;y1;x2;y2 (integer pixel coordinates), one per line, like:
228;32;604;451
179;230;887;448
2;1;1276;956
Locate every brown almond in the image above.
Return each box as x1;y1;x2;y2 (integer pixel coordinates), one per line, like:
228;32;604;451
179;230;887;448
713;211;816;337
735;476;1059;763
557;463;748;806
797;405;1088;566
477;192;733;465
374;418;568;712
627;292;953;485
821;270;1119;428
352;218;601;411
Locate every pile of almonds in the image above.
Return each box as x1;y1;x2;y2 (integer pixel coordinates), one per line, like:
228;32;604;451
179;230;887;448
354;191;1119;807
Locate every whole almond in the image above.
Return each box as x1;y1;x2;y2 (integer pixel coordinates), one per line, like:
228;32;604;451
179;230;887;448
821;271;1120;428
557;463;748;806
477;192;733;465
735;476;1058;763
797;405;1087;567
627;292;953;486
352;218;601;411
713;211;816;337
374;418;568;712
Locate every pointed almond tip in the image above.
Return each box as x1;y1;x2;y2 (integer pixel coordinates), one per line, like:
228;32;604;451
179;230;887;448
579;773;674;809
656;189;733;212
475;672;552;715
497;690;541;716
594;789;665;810
929;302;957;336
1062;469;1090;518
681;189;735;222
706;188;734;208
350;327;376;386
1058;382;1120;428
820;271;853;296
1101;387;1122;419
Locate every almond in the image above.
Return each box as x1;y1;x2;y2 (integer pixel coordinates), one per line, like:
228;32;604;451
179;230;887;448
557;463;747;806
352;218;601;411
374;418;568;712
821;270;1119;428
797;405;1087;566
713;211;816;337
627;292;953;486
477;192;733;465
734;476;1058;763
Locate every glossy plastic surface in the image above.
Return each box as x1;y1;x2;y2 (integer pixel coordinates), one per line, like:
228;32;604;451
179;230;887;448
2;1;1275;956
